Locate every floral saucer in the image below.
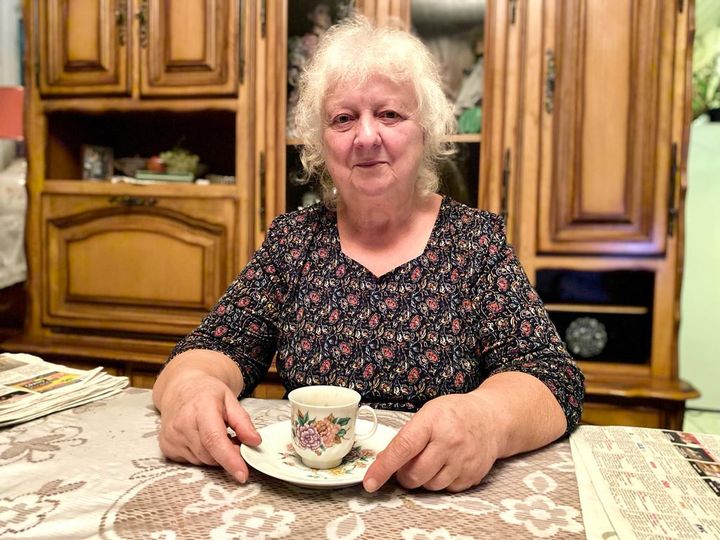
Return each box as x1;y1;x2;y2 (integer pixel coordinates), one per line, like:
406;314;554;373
240;419;397;489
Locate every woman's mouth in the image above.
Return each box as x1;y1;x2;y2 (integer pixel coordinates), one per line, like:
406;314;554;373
355;160;384;168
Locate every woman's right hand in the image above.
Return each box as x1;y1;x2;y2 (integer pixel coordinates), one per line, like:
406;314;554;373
153;352;262;483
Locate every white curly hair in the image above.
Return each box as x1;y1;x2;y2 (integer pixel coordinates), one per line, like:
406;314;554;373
293;15;456;207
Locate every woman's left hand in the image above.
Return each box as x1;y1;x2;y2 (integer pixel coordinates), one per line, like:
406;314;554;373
363;392;502;493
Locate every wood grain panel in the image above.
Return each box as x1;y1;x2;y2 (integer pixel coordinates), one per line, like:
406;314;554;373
65;227;205;305
40;0;130;94
537;0;676;254
42;194;236;336
141;0;238;95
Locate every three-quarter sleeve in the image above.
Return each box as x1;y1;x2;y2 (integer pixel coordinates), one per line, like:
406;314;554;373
168;215;292;396
473;215;585;433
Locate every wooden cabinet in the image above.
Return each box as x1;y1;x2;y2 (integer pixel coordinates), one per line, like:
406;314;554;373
509;0;698;427
5;0;254;378
39;0;238;96
4;0;698;425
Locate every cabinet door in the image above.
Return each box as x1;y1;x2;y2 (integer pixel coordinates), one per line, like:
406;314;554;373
263;0;487;224
535;0;679;255
139;0;239;96
42;193;237;336
40;0;130;95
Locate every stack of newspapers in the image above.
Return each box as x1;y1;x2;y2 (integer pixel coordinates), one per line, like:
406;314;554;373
0;352;129;427
571;425;720;539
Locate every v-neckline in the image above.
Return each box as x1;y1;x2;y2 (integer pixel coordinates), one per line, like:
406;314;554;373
330;197;447;280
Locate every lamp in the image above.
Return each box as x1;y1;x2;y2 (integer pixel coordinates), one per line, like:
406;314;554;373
0;86;24;140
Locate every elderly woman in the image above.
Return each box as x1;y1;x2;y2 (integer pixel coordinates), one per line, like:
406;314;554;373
153;17;584;493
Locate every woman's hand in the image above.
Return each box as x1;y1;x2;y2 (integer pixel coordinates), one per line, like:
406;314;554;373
363;392;501;493
363;372;567;493
153;351;262;483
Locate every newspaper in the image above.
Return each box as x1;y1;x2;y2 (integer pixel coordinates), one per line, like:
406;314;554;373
571;425;720;540
0;352;129;427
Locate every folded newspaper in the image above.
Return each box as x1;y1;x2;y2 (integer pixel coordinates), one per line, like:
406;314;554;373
571;424;720;540
0;352;129;427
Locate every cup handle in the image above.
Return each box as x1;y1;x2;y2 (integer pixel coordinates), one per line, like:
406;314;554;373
355;405;378;441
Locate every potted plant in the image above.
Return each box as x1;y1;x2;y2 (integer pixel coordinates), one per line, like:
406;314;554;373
692;29;720;122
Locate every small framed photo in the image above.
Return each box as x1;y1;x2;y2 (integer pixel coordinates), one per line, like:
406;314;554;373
81;145;114;180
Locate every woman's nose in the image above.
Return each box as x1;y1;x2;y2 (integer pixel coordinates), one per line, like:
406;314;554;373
354;114;381;147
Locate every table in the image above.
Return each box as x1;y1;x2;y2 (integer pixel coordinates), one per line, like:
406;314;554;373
1;388;586;539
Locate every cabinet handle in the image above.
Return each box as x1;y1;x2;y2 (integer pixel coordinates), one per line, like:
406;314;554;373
135;0;149;48
260;0;266;39
115;0;127;46
109;196;157;207
501;148;511;223
544;49;556;114
238;0;245;83
667;142;679;237
259;151;266;232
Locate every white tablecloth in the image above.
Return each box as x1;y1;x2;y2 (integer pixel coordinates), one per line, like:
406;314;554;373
1;388;586;539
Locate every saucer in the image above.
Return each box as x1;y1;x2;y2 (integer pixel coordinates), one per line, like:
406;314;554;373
241;419;397;489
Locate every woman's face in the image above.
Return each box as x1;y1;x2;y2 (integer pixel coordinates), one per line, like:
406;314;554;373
322;75;424;205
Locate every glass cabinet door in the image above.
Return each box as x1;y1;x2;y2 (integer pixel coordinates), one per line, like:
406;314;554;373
285;1;355;211
275;0;485;213
410;0;485;208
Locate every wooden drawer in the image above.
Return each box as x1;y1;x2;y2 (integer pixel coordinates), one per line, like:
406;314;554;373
582;402;664;428
42;192;238;336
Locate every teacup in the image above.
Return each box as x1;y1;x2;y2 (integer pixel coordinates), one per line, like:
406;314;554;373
288;385;378;469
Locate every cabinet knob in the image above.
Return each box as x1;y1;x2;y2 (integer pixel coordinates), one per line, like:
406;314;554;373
135;0;149;48
109;196;157;207
544;49;556;114
115;0;127;46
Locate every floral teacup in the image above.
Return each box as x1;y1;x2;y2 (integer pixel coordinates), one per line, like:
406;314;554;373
288;385;378;469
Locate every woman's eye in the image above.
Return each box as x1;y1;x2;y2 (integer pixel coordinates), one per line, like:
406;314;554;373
380;110;401;120
333;114;352;124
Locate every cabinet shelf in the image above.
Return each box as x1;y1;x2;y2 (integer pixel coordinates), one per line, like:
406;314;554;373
42;180;239;198
45;110;237;181
449;133;482;143
285;133;481;146
544;303;649;315
42;99;239;113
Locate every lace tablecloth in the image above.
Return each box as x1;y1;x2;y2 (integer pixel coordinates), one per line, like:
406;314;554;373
0;388;586;539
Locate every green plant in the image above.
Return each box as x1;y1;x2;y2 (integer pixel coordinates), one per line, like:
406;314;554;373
159;147;200;175
692;27;720;119
692;55;720;119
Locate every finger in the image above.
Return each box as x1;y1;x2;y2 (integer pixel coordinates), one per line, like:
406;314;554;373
363;417;432;493
177;446;207;467
187;417;220;465
196;408;250;483
394;443;446;489
421;464;458;492
158;432;212;466
225;394;262;447
158;415;219;466
445;474;480;493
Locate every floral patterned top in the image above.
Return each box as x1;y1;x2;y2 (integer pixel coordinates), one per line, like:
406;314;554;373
169;197;585;432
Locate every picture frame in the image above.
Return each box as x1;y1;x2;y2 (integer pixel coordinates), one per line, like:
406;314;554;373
81;145;114;180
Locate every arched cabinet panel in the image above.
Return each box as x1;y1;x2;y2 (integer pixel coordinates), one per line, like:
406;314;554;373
42;193;237;336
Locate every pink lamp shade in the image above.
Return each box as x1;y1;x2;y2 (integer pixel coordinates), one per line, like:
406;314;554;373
0;86;24;140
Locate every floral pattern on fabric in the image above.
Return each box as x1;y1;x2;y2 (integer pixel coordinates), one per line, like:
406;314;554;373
169;198;584;432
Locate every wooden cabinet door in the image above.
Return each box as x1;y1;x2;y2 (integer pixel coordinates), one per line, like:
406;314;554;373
534;0;681;255
40;0;130;95
139;0;239;96
42;193;237;336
